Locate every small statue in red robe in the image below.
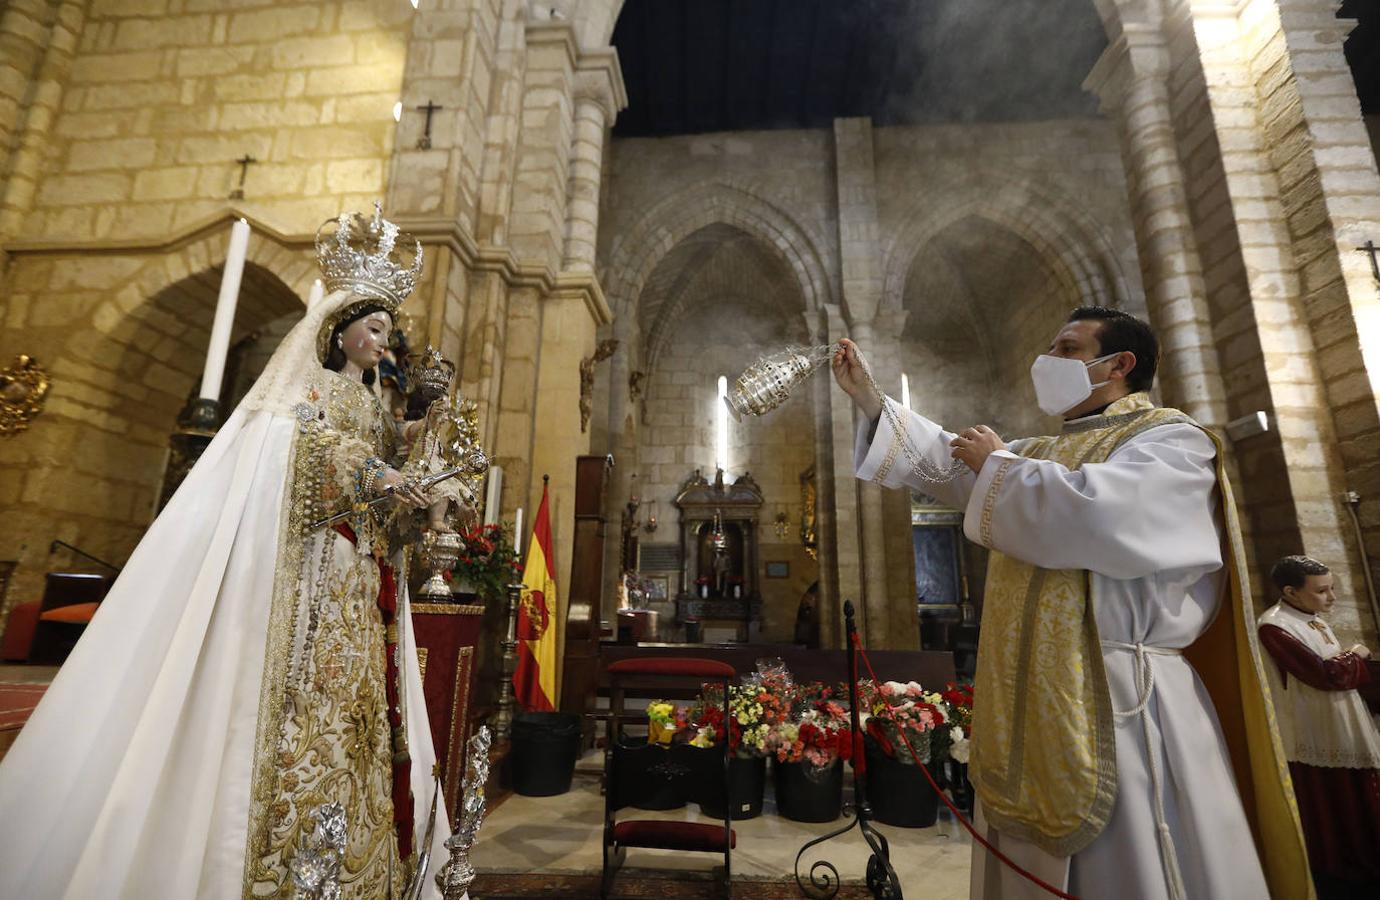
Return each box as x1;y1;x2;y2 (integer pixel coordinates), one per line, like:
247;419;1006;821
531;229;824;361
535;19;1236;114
1258;555;1380;895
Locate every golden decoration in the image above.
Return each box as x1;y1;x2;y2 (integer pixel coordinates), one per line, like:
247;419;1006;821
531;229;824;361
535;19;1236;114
0;355;50;436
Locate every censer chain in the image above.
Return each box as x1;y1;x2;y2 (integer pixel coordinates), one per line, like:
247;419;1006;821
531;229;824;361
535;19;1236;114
836;342;971;487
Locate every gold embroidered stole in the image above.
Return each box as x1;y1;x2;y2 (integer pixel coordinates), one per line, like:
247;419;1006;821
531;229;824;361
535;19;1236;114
969;393;1190;855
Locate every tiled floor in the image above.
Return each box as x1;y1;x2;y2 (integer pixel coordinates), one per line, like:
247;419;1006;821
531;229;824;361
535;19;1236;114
470;751;972;896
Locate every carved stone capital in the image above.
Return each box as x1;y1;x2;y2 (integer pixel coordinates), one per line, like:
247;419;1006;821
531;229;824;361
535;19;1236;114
1082;24;1170;113
573;47;628;123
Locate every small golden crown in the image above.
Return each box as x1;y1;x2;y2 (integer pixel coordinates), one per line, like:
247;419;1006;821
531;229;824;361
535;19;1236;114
315;202;422;308
410;345;456;401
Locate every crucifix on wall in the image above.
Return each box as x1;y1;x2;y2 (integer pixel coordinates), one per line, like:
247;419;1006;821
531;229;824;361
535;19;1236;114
229;154;257;200
1357;240;1380;282
415;100;442;150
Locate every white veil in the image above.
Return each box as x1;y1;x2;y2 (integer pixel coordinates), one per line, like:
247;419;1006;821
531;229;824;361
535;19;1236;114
240;288;356;415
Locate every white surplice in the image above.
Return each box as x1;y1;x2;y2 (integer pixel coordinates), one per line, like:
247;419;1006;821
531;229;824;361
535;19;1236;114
855;398;1269;900
0;296;454;899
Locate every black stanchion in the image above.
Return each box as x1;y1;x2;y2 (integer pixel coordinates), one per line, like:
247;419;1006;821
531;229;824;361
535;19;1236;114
793;599;903;899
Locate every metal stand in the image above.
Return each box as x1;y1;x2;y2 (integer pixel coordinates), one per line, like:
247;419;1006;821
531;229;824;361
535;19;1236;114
492;581;524;741
794;599;903;899
158;397;220;511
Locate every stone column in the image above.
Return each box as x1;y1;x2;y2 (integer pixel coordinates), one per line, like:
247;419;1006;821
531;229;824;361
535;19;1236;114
832;117;901;649
0;0;52;180
849;319;894;651
1085;27;1229;428
507;21;578;272
0;1;83;242
821;303;864;649
562;51;624;272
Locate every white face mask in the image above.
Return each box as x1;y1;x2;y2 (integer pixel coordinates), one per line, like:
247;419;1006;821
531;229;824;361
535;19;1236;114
1030;352;1118;416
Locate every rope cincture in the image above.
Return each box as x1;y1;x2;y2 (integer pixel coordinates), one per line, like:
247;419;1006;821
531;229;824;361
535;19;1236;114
851;633;1078;900
1101;640;1188;900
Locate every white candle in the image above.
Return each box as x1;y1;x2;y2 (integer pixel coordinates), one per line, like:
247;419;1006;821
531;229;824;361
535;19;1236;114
199;218;252;401
514;506;524;559
483;466;503;526
306;278;325;310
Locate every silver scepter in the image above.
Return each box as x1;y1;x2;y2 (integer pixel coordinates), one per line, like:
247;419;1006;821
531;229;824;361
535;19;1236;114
309;450;488;531
726;342;968;485
435;726;494;899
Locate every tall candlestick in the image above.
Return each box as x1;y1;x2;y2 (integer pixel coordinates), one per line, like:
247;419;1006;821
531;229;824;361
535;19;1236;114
199;218;252;401
306;277;325;309
514;506;524;559
483;466;503;526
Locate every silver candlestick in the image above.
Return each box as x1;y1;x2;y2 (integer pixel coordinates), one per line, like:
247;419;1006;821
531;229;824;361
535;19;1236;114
492;582;524;741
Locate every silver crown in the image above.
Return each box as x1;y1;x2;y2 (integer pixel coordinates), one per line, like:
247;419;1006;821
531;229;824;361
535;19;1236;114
409;345;456;403
315;202;423;308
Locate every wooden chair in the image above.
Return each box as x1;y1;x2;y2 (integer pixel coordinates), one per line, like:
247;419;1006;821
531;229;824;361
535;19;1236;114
603;657;736;899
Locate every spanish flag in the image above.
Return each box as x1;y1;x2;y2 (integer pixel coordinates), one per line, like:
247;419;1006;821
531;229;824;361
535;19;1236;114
514;481;557;711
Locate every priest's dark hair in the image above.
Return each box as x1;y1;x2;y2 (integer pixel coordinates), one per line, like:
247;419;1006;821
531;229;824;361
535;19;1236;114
1270;555;1330;592
323;302;391;386
1067;306;1159;394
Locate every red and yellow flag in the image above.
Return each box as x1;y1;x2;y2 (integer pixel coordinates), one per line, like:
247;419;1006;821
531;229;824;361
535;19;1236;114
514;482;557;712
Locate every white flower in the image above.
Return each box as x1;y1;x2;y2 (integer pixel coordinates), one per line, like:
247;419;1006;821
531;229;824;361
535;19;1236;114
950;728;970;764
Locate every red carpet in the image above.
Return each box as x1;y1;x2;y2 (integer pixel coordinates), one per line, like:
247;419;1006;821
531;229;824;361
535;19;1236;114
0;682;48;762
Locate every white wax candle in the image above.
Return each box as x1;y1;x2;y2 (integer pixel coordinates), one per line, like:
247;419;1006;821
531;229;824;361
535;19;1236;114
483;466;503;526
199;218;252;401
514;506;524;559
306;278;325;309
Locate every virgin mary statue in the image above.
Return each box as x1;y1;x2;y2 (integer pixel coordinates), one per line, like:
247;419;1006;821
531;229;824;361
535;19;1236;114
0;209;468;898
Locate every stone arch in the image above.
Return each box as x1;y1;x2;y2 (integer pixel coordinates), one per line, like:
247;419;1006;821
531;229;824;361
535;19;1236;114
572;0;628;46
637;223;812;376
603;180;835;339
882;171;1133;317
33;226;309;544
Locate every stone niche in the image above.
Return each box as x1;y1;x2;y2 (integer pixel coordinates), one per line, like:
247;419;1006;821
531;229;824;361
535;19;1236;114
674;468;763;641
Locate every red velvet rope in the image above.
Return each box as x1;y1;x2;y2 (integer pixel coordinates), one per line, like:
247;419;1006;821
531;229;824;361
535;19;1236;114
851;634;1077;900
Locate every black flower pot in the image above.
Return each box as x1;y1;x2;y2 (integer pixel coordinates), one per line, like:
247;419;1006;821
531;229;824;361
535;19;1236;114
864;737;939;828
686;747;767;820
611;739;689;811
774;758;844;823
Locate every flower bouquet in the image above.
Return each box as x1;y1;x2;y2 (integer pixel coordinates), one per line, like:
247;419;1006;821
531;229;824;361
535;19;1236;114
449;522;521;599
646;699;679;746
684;660;793;819
857;679;954;828
940;680;975;814
769;688;853;823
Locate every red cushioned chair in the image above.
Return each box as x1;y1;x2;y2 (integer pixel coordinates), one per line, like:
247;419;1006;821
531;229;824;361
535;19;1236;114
0;600;40;662
603;657;736;899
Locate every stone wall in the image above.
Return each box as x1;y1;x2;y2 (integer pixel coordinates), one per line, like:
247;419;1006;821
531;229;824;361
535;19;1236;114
638;295;818;643
600;117;1144;647
1157;0;1377;642
18;0;410;241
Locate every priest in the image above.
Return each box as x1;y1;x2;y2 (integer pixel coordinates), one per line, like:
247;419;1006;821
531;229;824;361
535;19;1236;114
833;307;1311;900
